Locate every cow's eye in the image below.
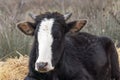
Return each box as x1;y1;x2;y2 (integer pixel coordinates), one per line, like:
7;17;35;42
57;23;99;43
54;36;59;40
53;32;61;41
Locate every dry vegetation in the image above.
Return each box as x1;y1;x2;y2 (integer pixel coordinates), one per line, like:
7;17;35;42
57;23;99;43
117;48;120;62
0;0;120;58
0;55;28;80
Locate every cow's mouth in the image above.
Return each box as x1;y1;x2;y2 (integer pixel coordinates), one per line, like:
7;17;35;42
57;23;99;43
37;68;53;73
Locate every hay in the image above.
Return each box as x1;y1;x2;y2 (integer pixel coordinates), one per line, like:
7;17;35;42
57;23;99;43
117;48;120;62
0;48;120;80
0;55;28;80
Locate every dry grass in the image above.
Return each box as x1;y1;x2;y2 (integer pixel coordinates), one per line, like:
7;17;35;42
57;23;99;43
0;48;120;80
117;48;120;62
0;55;28;80
0;0;120;58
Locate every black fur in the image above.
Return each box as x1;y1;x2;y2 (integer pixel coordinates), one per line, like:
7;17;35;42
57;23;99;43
23;12;119;80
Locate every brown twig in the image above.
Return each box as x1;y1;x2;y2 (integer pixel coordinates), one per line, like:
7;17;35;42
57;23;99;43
109;11;120;25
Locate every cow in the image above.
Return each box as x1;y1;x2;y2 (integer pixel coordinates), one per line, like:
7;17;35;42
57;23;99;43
17;12;120;80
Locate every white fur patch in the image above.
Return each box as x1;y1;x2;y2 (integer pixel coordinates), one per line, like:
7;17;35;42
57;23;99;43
35;18;54;71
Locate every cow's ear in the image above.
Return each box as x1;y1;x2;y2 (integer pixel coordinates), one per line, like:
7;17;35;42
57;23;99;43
66;20;87;33
17;22;35;36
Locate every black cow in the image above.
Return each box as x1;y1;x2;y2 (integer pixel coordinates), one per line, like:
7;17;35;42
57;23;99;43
17;12;119;80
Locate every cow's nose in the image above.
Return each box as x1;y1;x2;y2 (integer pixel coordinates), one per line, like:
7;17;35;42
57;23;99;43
36;62;48;70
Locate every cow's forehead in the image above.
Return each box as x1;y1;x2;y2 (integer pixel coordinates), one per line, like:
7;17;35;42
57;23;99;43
35;12;65;22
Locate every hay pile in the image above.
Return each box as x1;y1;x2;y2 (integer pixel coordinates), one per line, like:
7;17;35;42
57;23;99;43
0;48;120;80
0;55;28;80
117;48;120;62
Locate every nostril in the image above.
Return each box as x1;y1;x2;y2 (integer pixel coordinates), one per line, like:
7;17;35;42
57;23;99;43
37;62;48;69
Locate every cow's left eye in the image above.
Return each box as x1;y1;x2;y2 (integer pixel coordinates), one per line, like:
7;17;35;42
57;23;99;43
54;36;59;41
53;32;61;41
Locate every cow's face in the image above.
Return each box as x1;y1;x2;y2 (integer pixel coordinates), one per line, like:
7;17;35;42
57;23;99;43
17;12;87;73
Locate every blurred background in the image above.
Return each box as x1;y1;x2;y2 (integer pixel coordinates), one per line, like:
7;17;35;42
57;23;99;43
0;0;120;59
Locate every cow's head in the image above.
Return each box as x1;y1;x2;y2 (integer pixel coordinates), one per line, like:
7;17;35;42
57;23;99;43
17;12;87;73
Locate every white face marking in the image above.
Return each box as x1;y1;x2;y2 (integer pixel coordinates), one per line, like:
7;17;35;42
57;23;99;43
35;18;54;71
